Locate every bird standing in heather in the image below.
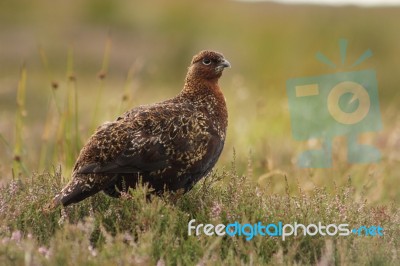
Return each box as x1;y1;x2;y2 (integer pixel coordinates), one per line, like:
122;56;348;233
49;50;230;208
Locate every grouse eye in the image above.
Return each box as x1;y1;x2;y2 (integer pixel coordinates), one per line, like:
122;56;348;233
202;58;212;65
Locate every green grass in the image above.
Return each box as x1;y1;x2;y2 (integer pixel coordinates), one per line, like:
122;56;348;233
0;164;399;265
0;1;400;264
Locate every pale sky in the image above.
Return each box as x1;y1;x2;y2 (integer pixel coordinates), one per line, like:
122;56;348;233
238;0;400;6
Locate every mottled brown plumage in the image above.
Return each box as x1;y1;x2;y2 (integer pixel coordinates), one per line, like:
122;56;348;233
50;50;230;208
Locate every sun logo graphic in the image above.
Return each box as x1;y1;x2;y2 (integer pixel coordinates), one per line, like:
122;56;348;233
286;39;382;168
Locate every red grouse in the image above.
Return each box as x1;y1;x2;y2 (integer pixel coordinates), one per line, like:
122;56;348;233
50;50;230;208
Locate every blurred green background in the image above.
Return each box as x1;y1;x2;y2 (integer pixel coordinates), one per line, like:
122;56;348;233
0;0;399;202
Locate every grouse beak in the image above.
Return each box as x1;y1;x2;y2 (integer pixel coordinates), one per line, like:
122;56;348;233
216;59;231;73
220;59;231;68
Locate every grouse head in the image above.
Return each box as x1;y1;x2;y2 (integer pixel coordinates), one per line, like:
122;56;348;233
187;50;231;81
